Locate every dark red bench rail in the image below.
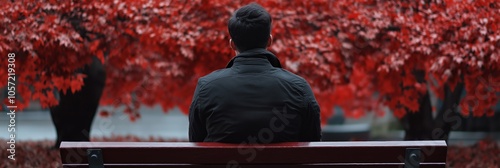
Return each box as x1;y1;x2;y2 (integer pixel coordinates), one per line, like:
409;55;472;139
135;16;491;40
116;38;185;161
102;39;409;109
60;141;447;167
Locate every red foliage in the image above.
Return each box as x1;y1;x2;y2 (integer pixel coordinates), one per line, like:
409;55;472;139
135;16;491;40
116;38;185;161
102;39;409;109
447;139;500;167
0;0;498;122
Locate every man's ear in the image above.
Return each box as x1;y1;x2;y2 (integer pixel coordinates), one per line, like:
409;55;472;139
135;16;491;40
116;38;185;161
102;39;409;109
267;35;273;48
230;39;237;50
230;39;239;55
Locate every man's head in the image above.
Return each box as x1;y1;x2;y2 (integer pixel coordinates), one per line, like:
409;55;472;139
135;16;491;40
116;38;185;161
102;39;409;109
228;3;272;52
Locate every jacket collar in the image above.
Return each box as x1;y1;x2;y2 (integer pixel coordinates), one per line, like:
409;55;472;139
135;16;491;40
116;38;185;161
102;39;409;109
225;48;282;68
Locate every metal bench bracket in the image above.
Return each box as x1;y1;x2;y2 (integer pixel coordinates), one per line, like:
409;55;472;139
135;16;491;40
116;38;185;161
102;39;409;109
87;149;104;168
404;148;421;168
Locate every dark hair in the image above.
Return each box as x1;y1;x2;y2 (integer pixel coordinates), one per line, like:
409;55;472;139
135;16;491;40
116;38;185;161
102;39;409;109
228;3;272;52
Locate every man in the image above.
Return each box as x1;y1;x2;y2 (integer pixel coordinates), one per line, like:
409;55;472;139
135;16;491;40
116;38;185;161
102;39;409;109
189;3;321;143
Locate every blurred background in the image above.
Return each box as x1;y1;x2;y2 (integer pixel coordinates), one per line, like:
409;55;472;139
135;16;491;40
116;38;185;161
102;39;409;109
0;0;499;167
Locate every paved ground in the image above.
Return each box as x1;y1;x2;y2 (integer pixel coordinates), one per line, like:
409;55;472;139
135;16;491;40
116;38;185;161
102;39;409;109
0;106;189;141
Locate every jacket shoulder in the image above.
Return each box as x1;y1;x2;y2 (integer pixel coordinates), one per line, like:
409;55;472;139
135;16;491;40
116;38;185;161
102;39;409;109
197;68;232;86
273;69;309;86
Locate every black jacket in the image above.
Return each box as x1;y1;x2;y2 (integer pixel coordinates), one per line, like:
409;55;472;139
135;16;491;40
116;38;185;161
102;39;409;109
189;48;321;143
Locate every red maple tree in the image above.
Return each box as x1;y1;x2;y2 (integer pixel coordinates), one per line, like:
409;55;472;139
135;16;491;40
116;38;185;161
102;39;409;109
0;0;498;142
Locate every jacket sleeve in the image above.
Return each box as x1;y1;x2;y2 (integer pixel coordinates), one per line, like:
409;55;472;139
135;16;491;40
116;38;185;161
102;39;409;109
188;80;207;142
299;82;322;141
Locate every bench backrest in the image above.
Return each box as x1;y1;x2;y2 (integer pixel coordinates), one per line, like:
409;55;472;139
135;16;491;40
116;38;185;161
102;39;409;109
60;140;447;167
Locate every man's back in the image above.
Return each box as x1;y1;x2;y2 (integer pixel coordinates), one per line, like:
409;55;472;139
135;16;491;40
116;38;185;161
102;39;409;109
189;49;321;143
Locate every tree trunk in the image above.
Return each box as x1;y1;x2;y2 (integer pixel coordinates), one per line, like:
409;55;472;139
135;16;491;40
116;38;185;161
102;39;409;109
401;90;435;140
401;82;464;141
433;82;464;140
50;57;106;148
401;71;464;141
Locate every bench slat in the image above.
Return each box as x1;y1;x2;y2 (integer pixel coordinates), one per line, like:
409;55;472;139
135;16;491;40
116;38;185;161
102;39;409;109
60;141;447;167
62;163;446;168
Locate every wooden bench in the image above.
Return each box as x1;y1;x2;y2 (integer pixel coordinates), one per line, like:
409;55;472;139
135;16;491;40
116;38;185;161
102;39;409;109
60;140;447;168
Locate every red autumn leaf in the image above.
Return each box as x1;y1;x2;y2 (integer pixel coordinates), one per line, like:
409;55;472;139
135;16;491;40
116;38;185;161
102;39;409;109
124;29;135;36
90;40;100;53
51;76;65;89
393;107;407;119
70;79;84;94
129;115;137;122
347;12;359;19
414;83;427;94
460;98;471;116
402;75;416;87
99;110;111;118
